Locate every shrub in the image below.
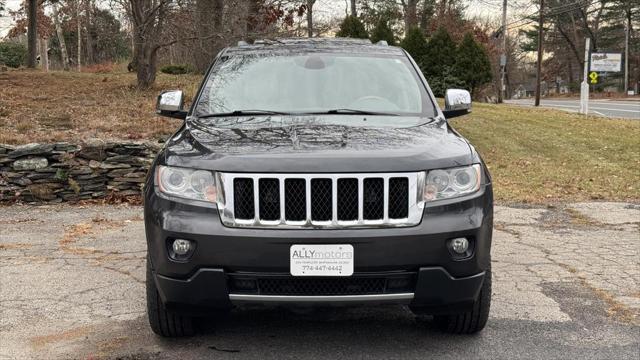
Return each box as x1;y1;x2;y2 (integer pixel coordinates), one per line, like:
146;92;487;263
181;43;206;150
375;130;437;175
400;28;428;68
454;33;492;95
370;18;396;45
160;64;195;75
336;15;369;39
0;42;27;68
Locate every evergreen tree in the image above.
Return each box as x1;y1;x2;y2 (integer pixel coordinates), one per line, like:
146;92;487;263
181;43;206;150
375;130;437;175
400;27;428;68
336;15;369;39
454;33;492;95
420;27;459;97
370;18;396;45
423;27;457;80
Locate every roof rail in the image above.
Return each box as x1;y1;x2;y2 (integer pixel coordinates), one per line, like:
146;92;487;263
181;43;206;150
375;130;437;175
237;40;249;46
375;40;388;46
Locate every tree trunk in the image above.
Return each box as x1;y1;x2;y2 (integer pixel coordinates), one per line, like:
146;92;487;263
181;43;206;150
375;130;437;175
27;0;37;68
420;0;434;33
246;0;259;35
405;0;418;34
76;0;82;71
307;0;315;37
52;3;70;71
84;0;95;64
135;40;158;90
350;0;356;16
40;38;49;71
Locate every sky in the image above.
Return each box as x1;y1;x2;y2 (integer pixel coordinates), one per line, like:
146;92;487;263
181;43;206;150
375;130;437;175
0;0;514;38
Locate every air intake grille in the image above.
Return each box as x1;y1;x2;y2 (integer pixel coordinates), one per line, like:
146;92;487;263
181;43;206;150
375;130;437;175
228;274;417;296
311;178;333;221
233;178;254;220
259;178;280;221
388;177;409;219
363;178;384;220
221;172;421;228
337;178;358;221
285;179;306;221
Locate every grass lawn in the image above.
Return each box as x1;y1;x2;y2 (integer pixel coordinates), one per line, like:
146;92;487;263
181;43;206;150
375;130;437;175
1;70;638;204
450;103;640;203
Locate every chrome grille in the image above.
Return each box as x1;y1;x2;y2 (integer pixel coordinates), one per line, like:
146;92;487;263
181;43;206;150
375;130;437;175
219;172;424;229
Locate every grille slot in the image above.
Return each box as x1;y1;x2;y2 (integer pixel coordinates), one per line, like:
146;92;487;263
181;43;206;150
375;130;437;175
388;177;409;219
233;178;255;220
228;274;416;296
222;173;419;228
259;178;280;221
311;179;333;221
284;179;306;221
337;178;358;221
363;178;384;220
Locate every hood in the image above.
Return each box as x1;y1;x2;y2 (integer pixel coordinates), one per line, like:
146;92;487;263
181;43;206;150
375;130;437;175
163;115;473;173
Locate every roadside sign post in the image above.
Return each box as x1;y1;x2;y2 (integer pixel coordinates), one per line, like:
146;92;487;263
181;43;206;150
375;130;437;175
579;38;590;115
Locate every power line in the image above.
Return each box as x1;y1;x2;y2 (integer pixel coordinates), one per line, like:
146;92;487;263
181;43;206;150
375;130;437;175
506;0;597;30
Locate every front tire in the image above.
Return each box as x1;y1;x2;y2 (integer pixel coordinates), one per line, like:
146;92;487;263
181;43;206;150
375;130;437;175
434;268;492;334
146;257;195;337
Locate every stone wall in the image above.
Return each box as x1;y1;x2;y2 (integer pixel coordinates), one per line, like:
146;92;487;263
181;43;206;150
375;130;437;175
0;141;160;203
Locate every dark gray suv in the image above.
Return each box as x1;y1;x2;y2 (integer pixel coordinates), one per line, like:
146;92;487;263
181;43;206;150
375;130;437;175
144;38;493;337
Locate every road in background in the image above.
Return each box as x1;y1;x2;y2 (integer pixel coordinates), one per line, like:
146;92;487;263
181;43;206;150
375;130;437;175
506;99;640;119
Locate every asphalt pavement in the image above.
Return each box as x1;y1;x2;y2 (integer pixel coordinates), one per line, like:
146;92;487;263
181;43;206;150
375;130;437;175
506;98;640;119
0;203;639;359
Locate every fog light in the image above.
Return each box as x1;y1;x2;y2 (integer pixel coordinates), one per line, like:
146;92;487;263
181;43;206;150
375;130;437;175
450;237;469;254
172;239;191;256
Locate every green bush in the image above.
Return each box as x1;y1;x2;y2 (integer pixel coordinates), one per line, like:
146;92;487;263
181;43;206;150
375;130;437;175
160;64;194;75
336;15;369;39
370;18;396;46
454;33;492;95
0;42;27;68
400;28;428;68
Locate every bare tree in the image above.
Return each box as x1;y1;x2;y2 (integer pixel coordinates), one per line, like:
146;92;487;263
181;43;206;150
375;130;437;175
307;0;315;37
27;0;38;68
350;0;356;16
401;0;418;34
76;0;82;71
51;1;70;70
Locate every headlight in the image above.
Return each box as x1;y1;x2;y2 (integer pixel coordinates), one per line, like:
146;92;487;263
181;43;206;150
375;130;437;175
423;164;481;201
156;165;217;202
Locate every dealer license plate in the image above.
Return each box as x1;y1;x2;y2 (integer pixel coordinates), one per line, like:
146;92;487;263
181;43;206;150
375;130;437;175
290;244;354;276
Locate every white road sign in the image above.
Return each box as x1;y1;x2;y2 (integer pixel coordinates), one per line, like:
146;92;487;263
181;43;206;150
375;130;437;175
590;53;622;72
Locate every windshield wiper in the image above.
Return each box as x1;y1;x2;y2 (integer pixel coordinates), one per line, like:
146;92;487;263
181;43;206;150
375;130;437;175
307;109;399;116
196;110;291;118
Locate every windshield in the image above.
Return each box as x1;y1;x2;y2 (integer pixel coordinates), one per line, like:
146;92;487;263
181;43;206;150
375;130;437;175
194;52;435;117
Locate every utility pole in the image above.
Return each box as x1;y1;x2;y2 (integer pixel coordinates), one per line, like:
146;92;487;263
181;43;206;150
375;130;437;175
624;9;630;94
534;0;544;106
579;38;590;115
500;0;507;102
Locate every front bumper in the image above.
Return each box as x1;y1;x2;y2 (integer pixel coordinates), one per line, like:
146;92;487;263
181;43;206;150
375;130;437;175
145;183;492;313
153;266;485;312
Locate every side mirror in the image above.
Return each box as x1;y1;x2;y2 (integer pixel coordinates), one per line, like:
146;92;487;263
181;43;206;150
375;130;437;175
156;90;187;119
443;89;472;119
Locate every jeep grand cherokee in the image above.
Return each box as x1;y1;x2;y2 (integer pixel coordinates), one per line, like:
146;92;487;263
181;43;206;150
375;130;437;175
144;38;493;337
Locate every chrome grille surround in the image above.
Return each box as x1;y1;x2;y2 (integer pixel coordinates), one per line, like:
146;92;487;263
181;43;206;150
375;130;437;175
217;172;425;229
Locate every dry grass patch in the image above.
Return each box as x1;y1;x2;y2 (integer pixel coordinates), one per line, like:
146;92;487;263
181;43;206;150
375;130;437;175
0;69;200;144
451;103;640;203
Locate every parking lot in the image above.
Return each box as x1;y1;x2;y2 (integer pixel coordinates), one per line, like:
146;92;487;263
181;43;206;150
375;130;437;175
0;202;638;359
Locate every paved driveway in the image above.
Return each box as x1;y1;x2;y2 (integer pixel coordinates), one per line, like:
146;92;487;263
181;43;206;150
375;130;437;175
0;203;638;359
506;99;640;119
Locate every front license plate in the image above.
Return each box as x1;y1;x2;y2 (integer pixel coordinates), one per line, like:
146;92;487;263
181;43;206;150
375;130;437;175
290;244;354;276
